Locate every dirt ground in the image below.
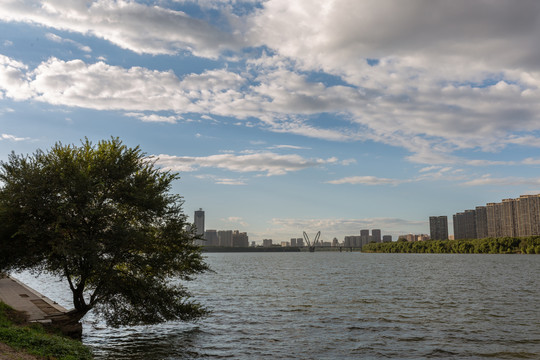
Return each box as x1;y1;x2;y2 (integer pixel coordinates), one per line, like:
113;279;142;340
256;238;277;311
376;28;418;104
0;342;40;360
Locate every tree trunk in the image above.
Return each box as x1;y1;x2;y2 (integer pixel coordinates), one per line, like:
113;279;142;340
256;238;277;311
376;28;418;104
46;309;87;339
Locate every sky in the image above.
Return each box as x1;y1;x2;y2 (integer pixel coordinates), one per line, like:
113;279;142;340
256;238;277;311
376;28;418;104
1;0;540;243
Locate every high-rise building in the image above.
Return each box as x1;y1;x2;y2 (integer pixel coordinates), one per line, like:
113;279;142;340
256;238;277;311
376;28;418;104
360;229;370;246
515;195;540;236
232;230;249;247
371;229;381;243
434;194;540;241
290;238;297;247
193;208;205;245
501;199;517;237
382;235;392;242
486;202;503;237
429;216;448;240
453;210;476;240
204;230;218;246
262;239;273;247
344;235;362;247
218;230;233;247
475;206;488;239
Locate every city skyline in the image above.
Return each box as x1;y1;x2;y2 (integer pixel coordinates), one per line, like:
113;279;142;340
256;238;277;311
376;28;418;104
1;1;540;241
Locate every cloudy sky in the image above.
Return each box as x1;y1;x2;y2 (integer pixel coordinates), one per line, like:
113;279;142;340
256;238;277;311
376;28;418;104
1;0;540;243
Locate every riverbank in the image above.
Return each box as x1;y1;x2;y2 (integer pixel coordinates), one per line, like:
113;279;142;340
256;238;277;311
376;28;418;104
0;301;93;360
362;236;540;254
0;275;82;339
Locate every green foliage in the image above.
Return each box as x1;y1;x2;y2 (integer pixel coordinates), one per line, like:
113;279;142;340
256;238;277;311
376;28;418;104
0;301;93;359
0;138;209;326
362;236;540;254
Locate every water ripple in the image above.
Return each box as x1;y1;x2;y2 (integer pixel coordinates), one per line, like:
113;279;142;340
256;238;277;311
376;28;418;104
13;253;540;359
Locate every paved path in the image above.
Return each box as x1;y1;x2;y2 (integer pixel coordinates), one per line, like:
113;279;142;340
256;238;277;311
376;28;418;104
0;275;69;323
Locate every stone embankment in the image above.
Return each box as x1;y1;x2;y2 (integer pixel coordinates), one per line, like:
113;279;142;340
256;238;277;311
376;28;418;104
0;274;81;338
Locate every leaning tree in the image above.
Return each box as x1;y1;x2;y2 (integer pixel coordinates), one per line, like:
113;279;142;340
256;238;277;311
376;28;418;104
0;138;208;327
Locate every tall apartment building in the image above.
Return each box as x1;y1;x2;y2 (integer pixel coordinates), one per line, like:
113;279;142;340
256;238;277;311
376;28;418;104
204;230;218;246
516;194;540;236
453;210;477;240
360;229;369;245
193;208;205;245
382;235;392;242
194;208;205;235
452;194;540;239
486;202;503;237
429;216;448;240
232;230;249;247
501;199;517;237
218;230;233;247
475;206;488;239
262;239;273;247
344;235;361;247
371;229;381;243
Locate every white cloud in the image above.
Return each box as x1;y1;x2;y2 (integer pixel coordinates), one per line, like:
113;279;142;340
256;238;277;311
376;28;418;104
419;165;442;173
156;151;338;176
6;52;538;172
194;174;247;185
45;32;92;53
247;1;540;157
215;178;247;185
124;112;181;124
1;1;540;165
462;175;540;187
327;175;405;186
268;144;310;150
221;216;248;227
523;158;540;165
505;135;540;148
27;58;191;111
465;159;516;166
1;133;29;141
249;0;540;74
416;167;467;182
0;0;241;58
341;159;356;166
0;54;32;100
0;107;15;115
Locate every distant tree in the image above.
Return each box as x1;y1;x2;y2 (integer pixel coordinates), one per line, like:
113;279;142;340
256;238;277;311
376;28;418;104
0;138;209;327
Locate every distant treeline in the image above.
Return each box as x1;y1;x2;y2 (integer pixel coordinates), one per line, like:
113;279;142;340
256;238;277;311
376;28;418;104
361;236;540;254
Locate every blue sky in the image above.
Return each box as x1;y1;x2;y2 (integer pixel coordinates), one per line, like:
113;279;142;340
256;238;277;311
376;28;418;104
1;0;540;243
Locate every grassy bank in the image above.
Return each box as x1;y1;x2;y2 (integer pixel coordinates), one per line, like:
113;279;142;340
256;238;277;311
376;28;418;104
0;301;93;360
362;236;540;254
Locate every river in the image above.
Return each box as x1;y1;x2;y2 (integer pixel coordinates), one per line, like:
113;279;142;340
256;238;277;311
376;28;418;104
14;252;540;359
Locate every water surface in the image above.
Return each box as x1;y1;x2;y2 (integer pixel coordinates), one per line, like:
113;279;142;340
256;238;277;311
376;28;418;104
15;253;540;359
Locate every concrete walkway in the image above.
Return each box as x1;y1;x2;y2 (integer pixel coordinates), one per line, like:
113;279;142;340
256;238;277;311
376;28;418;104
0;275;69;323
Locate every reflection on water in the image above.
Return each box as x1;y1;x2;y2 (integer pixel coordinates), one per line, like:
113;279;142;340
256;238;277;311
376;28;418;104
15;253;540;359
